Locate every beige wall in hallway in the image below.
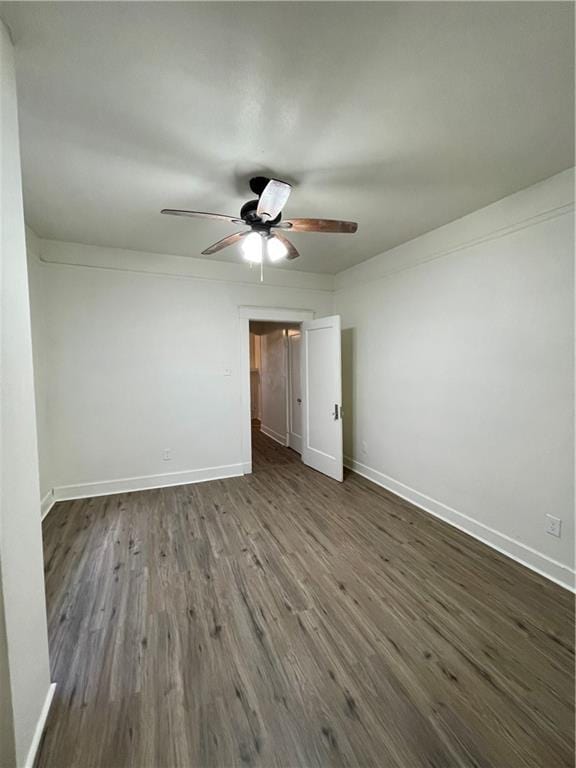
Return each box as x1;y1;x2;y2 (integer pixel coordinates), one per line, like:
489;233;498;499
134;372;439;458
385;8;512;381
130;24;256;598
260;329;288;445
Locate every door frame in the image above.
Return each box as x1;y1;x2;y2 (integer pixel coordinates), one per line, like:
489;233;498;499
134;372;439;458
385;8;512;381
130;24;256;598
239;306;315;474
286;329;303;454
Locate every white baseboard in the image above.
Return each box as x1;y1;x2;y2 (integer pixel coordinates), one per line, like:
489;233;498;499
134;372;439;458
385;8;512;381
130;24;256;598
51;463;245;503
344;456;575;592
260;424;288;446
24;682;56;768
40;490;55;521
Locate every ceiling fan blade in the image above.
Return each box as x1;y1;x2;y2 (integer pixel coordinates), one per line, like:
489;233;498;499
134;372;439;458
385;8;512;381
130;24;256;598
274;231;300;260
256;179;292;221
161;209;245;225
281;218;358;234
201;231;249;255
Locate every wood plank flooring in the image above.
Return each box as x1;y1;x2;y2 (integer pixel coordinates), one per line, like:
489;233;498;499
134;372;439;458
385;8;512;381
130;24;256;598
38;430;574;767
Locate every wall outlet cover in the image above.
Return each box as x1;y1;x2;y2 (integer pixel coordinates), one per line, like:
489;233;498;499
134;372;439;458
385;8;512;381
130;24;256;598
545;514;562;538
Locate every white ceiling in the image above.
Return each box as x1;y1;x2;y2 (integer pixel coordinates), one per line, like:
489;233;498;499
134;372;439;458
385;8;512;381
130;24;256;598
1;2;574;274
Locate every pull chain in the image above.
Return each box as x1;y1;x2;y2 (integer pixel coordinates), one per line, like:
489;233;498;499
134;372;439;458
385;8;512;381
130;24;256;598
247;259;264;283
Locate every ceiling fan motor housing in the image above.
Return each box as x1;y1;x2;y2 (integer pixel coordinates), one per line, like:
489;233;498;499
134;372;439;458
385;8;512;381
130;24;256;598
240;197;281;229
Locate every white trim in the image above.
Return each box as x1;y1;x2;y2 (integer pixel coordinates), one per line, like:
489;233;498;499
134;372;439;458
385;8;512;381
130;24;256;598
344;456;575;592
239;307;315;471
24;683;56;768
40;490;55;520
37;240;335;293
52;463;244;502
284;331;290;447
287;330;303;455
240;317;252;476
260;424;288;446
336;202;574;291
238;306;315;322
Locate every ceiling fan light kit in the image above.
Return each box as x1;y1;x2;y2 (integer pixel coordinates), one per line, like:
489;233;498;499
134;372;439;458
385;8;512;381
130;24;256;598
161;176;358;268
241;232;264;263
241;232;289;265
266;235;288;262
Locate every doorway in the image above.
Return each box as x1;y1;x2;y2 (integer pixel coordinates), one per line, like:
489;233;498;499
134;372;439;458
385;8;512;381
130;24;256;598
239;306;343;481
239;307;313;474
249;321;302;468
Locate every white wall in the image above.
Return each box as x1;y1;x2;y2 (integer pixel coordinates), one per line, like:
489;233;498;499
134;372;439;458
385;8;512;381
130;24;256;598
336;169;575;589
28;240;333;500
260;329;288;445
0;20;52;767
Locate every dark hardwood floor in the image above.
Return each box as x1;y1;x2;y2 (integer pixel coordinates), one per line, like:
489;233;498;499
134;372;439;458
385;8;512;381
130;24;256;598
38;430;574;767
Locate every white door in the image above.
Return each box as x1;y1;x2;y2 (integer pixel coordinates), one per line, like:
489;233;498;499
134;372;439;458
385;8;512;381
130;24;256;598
287;331;302;453
301;315;343;481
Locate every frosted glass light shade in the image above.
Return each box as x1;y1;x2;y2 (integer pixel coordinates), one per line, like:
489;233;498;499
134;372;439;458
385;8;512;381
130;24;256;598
241;232;263;263
267;236;288;262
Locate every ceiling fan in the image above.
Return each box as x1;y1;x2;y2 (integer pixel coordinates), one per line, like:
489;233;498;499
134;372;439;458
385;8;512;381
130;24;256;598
161;176;358;263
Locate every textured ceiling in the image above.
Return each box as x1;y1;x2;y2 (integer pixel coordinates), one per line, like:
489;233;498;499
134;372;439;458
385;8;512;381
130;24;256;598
1;2;574;274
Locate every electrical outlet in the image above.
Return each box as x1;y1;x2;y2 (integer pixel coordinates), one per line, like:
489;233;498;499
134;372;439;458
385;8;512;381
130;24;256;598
361;440;368;455
545;514;562;538
162;449;172;462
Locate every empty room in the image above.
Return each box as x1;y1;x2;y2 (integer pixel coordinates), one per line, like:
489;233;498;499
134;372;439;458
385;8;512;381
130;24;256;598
0;2;574;767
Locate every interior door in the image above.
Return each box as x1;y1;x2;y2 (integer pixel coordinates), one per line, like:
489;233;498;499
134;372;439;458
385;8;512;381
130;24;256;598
287;331;302;454
301;315;343;481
